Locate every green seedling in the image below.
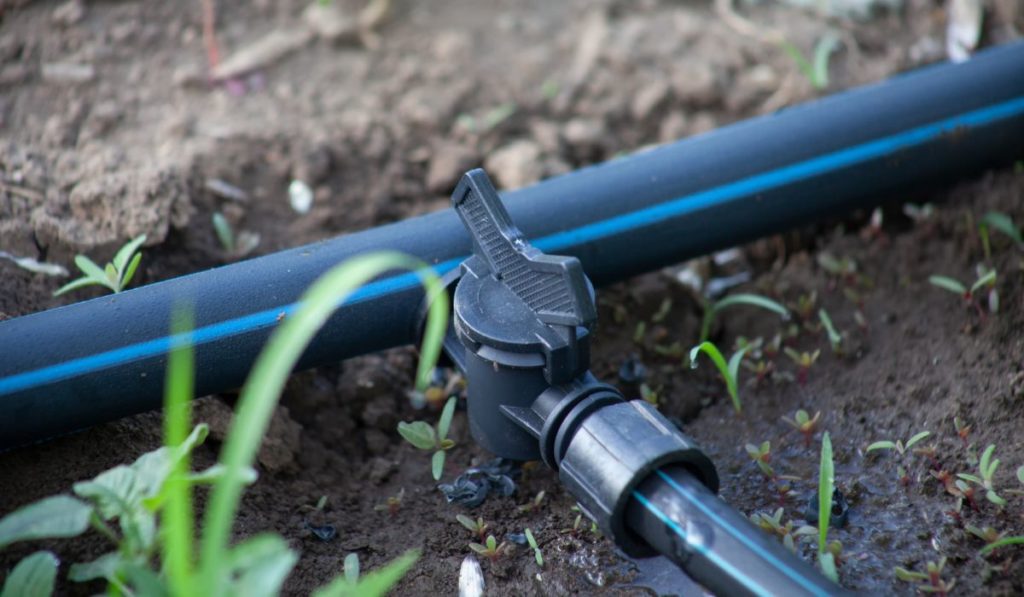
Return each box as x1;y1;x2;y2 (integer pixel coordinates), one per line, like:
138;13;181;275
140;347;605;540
469;535;508;563
957;444;1007;507
397;396;457;481
782;410;822;448
311;551;419;597
746;441;775;479
456;102;517;134
525;528;543;567
980;536;1024;558
742;359;775;388
690;341;751;414
733;336;763;360
817;432;839;584
965;525;1004;546
867;431;931;457
817;309;843;355
978;211;1022;260
53;234;146;296
373;488;405;517
894;557;956;596
639;383;660;406
779;31;839;91
954;416;971;448
212;212;260;258
783;348;820;386
790;292;818;323
698;293;789;343
633;321;647;344
651;298;672;323
456;515;489;542
929;268;998;317
749;508;816;553
518;490;546;514
903;203;935;224
817;252;858;286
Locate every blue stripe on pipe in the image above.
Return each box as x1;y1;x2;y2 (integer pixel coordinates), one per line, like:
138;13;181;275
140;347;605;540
631;489;772;597
655;470;832;596
2;94;1024;396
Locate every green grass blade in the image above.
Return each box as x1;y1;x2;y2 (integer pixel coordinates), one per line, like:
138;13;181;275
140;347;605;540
818;309;841;349
162;307;195;595
690;341;741;413
121;252;143;291
970;270;996;294
904;431;931;451
980;536;1024;556
811;32;840;89
780;41;814;84
712;293;790;320
52;276;100;297
928;275;966;295
212;213;235;253
818;432;834;555
437;397;456;441
313;550;419;597
199;252;448;586
432;450;446;481
727;346;751;387
113;234;147;272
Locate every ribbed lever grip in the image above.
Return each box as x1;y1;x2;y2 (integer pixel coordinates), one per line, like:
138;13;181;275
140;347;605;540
452;169;596;328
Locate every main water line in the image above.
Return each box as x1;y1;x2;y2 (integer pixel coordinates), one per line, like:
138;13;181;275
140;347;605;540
1;42;1023;448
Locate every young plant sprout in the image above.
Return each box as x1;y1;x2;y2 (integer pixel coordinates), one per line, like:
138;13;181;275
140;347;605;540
817;432;839;584
690;341;751;414
742;359;775;388
211;212;260;258
397;397;457;480
782;410;822;448
779;31;839;91
817;309;843;355
312;550;420;597
746;441;775;479
639;383;660;406
53;234;147;296
698;293;790;343
902;202;935;224
790;291;818;323
965;525;1004;546
469;535;508;563
456;515;489;542
957;444;1007;507
928;267;998;317
954;416;971;448
980;536;1024;558
518;490;546;514
817;252;858;287
978;211;1022;260
374;488;405;517
866;430;931;457
894;557;956;596
524;528;543;567
749;508;816;553
783;348;820;386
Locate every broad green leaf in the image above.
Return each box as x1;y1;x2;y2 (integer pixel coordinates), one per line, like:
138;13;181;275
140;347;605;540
1;551;58;597
228;534;299;597
313;550;419;597
73;465;139;519
690;342;741;413
928;275;966;295
73;255;107;284
397;421;436;451
818;432;834;555
68;551;123;583
121;562;168;596
980;212;1022;245
979;536;1024;557
971;270;997;294
121;252;143;290
113;234;148;273
866;441;897;453
904;431;931;451
432;450;446;481
133;423;209;499
0;495;92;549
986;490;1007;507
437;397;457;442
52;276;100;297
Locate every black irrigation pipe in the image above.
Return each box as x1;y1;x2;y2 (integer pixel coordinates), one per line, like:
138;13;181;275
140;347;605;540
1;42;1023;449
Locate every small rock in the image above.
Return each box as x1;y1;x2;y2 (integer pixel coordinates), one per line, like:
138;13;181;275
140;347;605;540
426;141;476;193
302;2;358;43
631;80;671;121
671;62;719;107
212;28;314;80
0;64;30;87
52;0;85;26
293;144;333;185
562;117;605;148
257;406;303;473
41;62;95;84
484;140;543;190
528;119;561;154
368;457;396;484
205;178;249;202
288;179;314;214
688;112;717;136
658;111;688;143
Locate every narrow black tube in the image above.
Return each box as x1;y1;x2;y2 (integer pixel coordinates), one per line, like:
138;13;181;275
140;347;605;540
1;43;1023;448
627;466;843;597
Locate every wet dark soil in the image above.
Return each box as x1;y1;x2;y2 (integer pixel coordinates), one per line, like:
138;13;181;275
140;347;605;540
2;0;1024;595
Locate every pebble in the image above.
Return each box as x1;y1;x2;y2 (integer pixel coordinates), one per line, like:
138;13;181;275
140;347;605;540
51;0;85;26
630;79;671;121
301;2;359;43
426;141;476;193
41;62;95;84
288;179;314;214
484;139;543;190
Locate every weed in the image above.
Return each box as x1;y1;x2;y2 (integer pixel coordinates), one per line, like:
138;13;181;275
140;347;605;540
698;293;789;343
311;551;419;597
954;416;971;448
894;557;955;596
783;348;820;386
456;102;517;134
782;410;822;448
742;359;775;388
903;203;935;224
790;291;818;322
746;441;775;479
518;490;546;514
779;31;839;90
749;508;816;553
524;528;543;567
456;515;489;542
639;383;660;406
957;444;1007;507
397;396;458;481
469;535;508;563
373;488;405;517
53;235;146;296
817;252;858;287
690;341;751;414
965;525;1004;546
929;267;998;317
212;212;259;258
817;309;843;355
980;536;1024;558
978;211;1022;260
817;432;839;583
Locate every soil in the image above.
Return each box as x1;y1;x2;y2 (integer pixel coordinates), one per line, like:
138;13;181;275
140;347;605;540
2;0;1023;595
